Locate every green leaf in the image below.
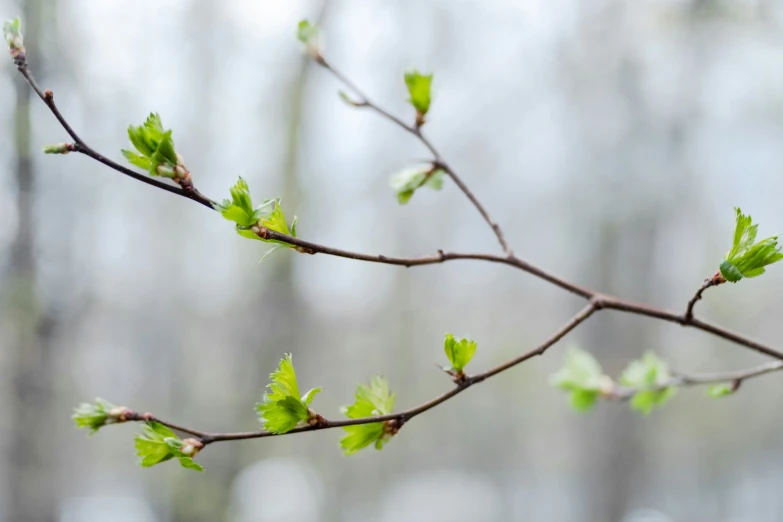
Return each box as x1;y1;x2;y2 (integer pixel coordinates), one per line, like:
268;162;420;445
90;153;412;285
570;389;599;412
389;165;445;204
123;113;181;176
302;387;322;406
152;130;177;165
443;333;477;373
341;423;385;456
121;149;153;170
340;377;395;455
3;17;24;51
707;383;734;398
297;19;318;45
297;20;320;58
72;398;116;434
259;199;294;236
215;177;259;228
619;352;677;415
720;207;783;283
404;70;433;116
178;457;204;472
550;346;612;412
215;180;297;257
134;421;203;471
256;354;320;434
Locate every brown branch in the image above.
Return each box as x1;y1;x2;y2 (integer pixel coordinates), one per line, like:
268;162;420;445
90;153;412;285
13;40;783;460
16;65;216;210
317;57;512;254
118;304;597;445
609;360;783;400
684;270;726;322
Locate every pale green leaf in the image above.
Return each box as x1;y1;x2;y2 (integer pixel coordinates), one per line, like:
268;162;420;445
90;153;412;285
721;207;782;283
443;333;477;373
404;70;433;115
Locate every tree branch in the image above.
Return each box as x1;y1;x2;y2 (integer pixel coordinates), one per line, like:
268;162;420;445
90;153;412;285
317;57;512;254
610;360;783;400
13;37;783;461
16;64;216;209
684;270;726;322
119;304;597;445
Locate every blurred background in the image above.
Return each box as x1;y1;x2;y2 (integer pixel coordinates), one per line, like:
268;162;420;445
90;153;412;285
2;0;783;520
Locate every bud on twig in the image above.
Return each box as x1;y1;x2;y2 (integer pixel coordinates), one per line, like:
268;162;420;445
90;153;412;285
179;438;204;458
42;143;74;155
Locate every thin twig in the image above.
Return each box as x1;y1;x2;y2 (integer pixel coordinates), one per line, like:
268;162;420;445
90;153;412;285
13;44;783;456
610;360;783;400
16;65;216;209
122;304;597;445
18;56;783;362
684;270;726;323
318;57;512;254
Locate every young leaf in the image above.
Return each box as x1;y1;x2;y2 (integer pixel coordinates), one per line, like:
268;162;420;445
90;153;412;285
720;207;783;283
550;346;612;412
259;199;296;238
256;354;322;434
215;179;298;259
297;20;320;58
72;398;118;434
404;70;433;117
619;352;676;415
443;333;477;374
134;421;204;472
123;113;183;178
340;376;396;455
215;177;258;227
390;165;445;204
3;17;24;54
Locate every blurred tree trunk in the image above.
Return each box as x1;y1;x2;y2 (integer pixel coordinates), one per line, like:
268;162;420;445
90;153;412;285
4;1;58;521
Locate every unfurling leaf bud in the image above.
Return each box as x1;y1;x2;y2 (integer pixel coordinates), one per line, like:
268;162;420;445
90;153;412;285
297;20;321;60
3;17;25;59
340;377;397;455
404;70;433;125
390;164;445;204
156;164;175;178
72;398;125;435
719;207;783;283
180;438;204;457
43;143;72;155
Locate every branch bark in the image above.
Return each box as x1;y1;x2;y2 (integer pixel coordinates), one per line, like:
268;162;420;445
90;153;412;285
12;43;783;456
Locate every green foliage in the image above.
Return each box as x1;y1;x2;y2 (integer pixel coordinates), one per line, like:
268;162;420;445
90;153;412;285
720;207;783;283
3;17;24;52
707;383;734;398
216;178;299;258
134;422;204;472
619;352;676;415
256;354;322;434
122;113;183;179
550;346;612;412
72;398;117;434
390;165;445;204
404;70;433;116
443;333;477;374
297;20;320;57
340;377;396;455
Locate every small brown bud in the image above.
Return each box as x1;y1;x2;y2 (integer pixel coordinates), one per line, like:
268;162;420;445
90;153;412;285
180;438;204;457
